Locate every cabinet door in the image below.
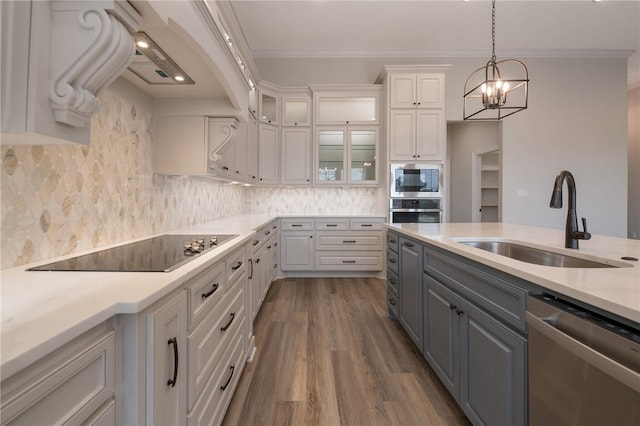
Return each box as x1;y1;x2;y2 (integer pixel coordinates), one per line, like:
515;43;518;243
147;292;187;426
348;127;378;184
423;274;458;396
280;232;314;270
316;129;346;184
415;110;444;161
399;237;423;349
282;97;310;126
389;111;416;161
247;115;259;183
281;127;312;185
389;75;416;108
233;120;248;179
258;124;279;185
459;300;526;426
416;74;444;108
259;89;279;125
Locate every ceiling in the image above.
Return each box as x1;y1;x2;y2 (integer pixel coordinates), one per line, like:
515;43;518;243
230;0;640;86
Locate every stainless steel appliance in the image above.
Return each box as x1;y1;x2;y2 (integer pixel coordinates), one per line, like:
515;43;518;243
390;163;443;198
28;234;238;272
527;294;640;426
389;199;442;223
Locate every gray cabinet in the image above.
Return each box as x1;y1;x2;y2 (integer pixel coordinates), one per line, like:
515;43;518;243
398;236;423;349
386;232;400;317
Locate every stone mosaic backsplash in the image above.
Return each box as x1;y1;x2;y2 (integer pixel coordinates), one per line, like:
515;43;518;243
1;89;247;269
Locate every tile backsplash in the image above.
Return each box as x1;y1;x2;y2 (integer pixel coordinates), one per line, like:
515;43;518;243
1;89;246;269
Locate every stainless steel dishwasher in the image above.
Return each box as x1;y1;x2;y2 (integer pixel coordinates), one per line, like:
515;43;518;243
527;294;640;425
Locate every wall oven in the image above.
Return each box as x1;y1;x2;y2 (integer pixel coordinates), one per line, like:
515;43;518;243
390;163;443;198
389;199;442;223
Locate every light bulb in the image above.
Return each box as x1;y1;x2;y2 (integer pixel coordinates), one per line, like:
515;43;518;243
136;40;149;49
481;83;487;93
496;80;503;89
486;86;493;96
503;82;510;92
174;75;185;82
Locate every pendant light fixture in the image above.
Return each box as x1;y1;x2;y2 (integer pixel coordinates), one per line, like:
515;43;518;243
463;0;529;120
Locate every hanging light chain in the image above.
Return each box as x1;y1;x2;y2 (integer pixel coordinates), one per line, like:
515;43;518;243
491;0;496;62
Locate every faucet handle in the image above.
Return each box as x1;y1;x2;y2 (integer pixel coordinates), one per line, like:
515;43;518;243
580;217;592;240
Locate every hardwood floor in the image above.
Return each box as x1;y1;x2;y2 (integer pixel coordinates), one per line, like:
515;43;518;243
223;277;470;426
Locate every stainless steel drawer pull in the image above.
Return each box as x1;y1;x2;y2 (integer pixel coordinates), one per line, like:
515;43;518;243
202;283;220;299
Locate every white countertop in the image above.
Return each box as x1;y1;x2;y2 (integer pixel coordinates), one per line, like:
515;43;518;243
388;222;640;324
0;214;276;380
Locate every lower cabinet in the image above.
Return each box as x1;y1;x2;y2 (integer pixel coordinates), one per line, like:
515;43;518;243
0;324;116;426
280;230;315;271
147;292;188;426
398;236;423;349
423;275;526;425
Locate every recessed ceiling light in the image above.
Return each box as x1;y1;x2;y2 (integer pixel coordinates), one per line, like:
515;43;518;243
136;40;149;49
174;75;185;82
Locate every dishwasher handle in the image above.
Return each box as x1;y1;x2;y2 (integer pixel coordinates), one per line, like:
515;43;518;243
526;311;640;393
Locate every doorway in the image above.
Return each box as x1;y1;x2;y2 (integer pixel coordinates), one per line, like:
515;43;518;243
474;150;500;222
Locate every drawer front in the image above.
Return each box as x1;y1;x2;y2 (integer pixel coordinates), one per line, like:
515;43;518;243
316;219;349;230
315;251;383;271
387;268;399;296
350;219;384;230
424;246;528;332
280;219;314;231
387;249;399;273
387;287;399;317
187;261;226;329
315;231;384;251
187;286;245;409
226;247;247;287
1;331;115;426
188;322;246;426
387;232;400;253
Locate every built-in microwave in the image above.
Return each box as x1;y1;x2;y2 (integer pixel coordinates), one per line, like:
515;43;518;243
390;163;443;198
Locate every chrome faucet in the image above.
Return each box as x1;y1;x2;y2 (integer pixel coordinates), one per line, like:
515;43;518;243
550;170;591;249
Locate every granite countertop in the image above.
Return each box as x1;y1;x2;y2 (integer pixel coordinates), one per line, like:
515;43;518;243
388;222;640;324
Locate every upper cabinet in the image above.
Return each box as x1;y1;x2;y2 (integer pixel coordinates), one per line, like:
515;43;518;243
379;65;450;163
312;85;382;125
259;86;280;125
389;74;444;109
282;97;311;127
1;0;141;145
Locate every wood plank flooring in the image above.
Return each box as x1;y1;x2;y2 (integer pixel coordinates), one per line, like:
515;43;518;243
223;277;470;426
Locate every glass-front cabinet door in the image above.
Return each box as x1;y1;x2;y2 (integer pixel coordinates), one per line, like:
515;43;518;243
282;97;310;126
317;129;346;184
315;126;378;185
349;128;378;184
259;90;279;125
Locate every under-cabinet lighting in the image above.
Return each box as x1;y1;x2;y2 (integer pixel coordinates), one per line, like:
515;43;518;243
136;40;149;49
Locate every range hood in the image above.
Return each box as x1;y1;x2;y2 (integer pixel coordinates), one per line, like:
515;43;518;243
128;31;195;85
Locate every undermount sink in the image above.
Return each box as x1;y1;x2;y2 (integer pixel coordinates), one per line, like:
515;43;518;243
457;240;630;268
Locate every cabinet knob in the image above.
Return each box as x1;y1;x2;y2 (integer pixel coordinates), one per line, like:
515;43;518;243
456;308;464;316
346;121;350;124
449;304;456;310
417;102;421;106
416;155;421;158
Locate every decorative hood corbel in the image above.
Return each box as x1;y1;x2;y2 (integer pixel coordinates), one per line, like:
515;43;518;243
208;117;239;165
49;1;141;128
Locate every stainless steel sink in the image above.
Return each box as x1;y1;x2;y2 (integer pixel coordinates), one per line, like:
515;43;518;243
457;240;626;268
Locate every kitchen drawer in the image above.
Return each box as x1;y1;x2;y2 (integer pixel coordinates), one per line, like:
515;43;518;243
315;231;384;251
280;219;314;231
187;285;245;409
251;221;278;251
186;261;226;330
315;251;383;271
226;247;247;288
387;288;399;317
387;249;399;273
387;268;399;296
316;219;349;230
1;329;115;426
188;321;246;426
424;246;528;332
350;219;383;230
387;232;399;253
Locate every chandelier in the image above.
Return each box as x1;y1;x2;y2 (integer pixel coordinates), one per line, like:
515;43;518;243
463;0;529;120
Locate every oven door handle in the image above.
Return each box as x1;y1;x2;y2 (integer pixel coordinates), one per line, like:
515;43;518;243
526;312;640;392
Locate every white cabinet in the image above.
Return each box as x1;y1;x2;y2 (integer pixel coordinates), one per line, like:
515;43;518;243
147;292;188;426
282;96;311;126
258;124;279;185
281;127;312;185
316;126;379;186
281;231;315;271
389;110;445;161
0;324;116;426
258;87;279;125
312;86;381;125
388;74;444;109
247;115;259;183
382;67;448;163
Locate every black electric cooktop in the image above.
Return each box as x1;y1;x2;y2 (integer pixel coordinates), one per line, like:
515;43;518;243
27;234;238;272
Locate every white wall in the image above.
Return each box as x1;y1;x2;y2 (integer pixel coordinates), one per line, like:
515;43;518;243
256;56;629;237
629;86;640;239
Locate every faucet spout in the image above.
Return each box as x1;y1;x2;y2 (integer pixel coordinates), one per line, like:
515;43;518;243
549;170;591;249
